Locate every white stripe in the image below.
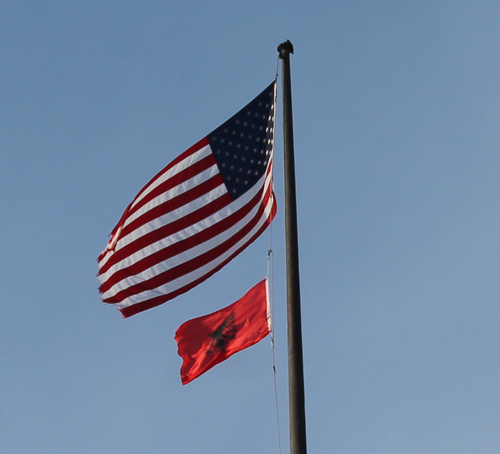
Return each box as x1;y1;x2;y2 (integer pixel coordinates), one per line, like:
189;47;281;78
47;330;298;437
123;163;219;231
100;169;273;295
98;149;216;269
101;173;273;300
98;182;226;283
99;165;271;282
99;182;226;273
130;144;211;210
98;242;117;269
114;191;275;309
117;182;227;252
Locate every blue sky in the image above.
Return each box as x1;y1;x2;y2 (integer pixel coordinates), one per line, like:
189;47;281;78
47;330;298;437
2;1;500;453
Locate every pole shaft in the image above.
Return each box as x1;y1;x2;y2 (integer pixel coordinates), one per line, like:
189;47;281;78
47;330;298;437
278;40;307;454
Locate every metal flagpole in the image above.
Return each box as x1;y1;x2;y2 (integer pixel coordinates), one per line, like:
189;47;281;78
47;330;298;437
277;40;307;454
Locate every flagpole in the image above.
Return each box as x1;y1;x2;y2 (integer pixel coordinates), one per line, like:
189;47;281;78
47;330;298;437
278;40;307;454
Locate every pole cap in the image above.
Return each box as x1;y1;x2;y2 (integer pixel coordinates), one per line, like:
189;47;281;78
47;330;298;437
278;40;294;58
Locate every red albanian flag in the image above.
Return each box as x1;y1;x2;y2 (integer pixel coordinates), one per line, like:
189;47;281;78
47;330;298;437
175;278;271;385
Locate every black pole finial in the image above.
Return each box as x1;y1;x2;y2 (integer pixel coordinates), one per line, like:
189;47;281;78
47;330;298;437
278;40;294;59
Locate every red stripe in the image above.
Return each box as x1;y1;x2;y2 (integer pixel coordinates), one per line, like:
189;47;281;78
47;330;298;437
101;162;275;294
117;156;274;268
99;190;233;294
120;172;223;240
103;184;275;305
100;178;272;297
101;177;266;290
118;196;276;318
98;138;210;264
99;161;273;286
130;137;209;208
97;201;132;263
98;174;226;276
126;153;217;220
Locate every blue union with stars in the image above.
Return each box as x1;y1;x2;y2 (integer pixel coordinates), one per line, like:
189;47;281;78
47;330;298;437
208;82;275;200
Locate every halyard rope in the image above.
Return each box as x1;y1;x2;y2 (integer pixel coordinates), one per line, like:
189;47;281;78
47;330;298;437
267;227;282;454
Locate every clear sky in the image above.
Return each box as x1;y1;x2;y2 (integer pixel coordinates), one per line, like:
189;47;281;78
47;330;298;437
2;1;500;453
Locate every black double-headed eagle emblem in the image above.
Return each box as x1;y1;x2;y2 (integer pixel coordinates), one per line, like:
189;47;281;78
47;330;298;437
206;312;237;354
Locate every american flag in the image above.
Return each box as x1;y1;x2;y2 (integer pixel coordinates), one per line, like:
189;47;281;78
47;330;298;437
98;82;277;317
